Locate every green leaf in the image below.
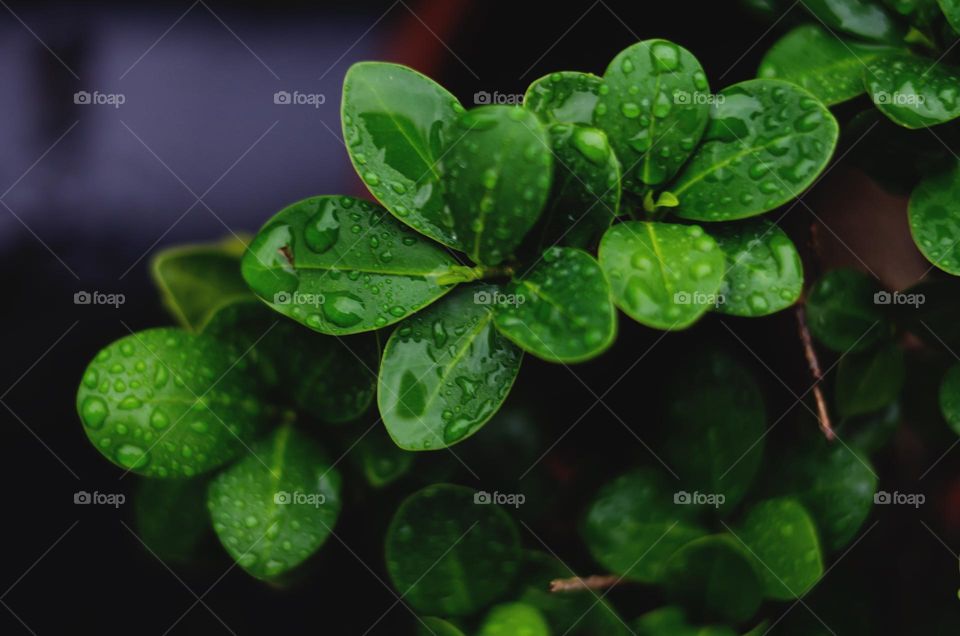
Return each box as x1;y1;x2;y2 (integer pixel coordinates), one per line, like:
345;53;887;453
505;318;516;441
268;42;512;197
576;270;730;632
835;342;905;418
909;161;960;273
800;0;905;42
207;425;341;580
598;221;724;330
806;269;891;353
76;328;261;478
135;478;211;563
524;71;603;124
354;427;415;488
712;219;804;317
241;195;459;336
633;606;737;636
866;54;960;128
478;602;550;636
594;39;710;191
663;350;766;507
839;402;901;454
673;79;839;221
151;237;251;331
938;362;960;435
493;247;616;362
582;468;707;583
443;106;553;265
378;285;522;450
940;0;960;33
342;62;463;247
385;484;521;616
416;618;467;636
758;25;896;106
662;535;763;623
736;497;824;600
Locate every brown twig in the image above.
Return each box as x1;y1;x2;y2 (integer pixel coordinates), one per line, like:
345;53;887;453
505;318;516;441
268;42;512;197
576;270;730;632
549;575;621;593
795;303;835;441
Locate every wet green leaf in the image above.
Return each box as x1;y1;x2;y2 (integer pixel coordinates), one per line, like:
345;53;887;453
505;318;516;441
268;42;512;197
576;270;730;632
806;269;890;353
673;79;839;221
494;247;616;362
938;362;960;435
378;285;522;450
736;497;824;600
909;161;960;274
866;54;960;128
940;0;960;33
207;425;341;580
835;342;905;418
354;427;415;487
583;468;707;582
443;106;553;265
801;0;905;42
599;221;724;330
594;39;710;192
76;328;261;478
712;219;804;317
135;478;211;563
385;484;521;616
633;606;737;636
241;196;459;336
342;62;463;247
478;602;550;636
524;71;603;124
758;25;896;106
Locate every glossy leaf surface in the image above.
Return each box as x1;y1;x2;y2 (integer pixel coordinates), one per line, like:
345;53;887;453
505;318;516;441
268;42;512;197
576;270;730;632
866;55;960;129
800;0;905;42
477;602;550;636
806;269;890;353
524;71;603;124
909;161;960;273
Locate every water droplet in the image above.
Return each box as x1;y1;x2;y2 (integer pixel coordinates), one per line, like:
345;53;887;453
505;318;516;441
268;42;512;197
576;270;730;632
304;201;340;254
81;396;108;429
150;408;169;430
321;292;365;328
571;127;609;165
115;444;149;470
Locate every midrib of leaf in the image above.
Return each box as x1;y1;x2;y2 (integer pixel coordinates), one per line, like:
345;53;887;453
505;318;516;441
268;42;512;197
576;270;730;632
420;310;496;419
472;125;521;262
517;278;581;325
364;79;442;182
644;223;675;297
257;425;292;566
641;70;664;185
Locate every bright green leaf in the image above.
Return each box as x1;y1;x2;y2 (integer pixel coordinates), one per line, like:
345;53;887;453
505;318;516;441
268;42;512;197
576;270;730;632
633;606;737;636
524;71;603;124
806;269;891;353
800;0;905;42
835;342;905;418
478;602;550;636
909;161;960;274
866;54;960;128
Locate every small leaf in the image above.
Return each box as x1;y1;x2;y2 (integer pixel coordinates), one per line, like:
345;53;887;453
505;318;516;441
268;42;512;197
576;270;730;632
758;25;896;106
354;427;415;488
909;161;960;274
866;54;960;128
736;497;824;600
582;468;707;583
939;362;960;436
76;328;261;478
477;602;550;636
599;221;724;330
494;247;616;362
800;0;905;42
342;62;463;247
385;484;521;616
416;618;467;636
940;0;960;33
378;285;522;450
673;79;839;221
241;196;459;335
806;269;891;353
594;39;710;191
632;606;737;636
151;237;251;331
712;219;803;317
835;342;905;418
524;71;603;124
135;478;211;563
443;106;553;265
207;425;342;580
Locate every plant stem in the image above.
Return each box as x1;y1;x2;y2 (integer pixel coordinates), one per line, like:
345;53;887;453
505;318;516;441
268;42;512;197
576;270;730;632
795;303;834;441
549;574;621;593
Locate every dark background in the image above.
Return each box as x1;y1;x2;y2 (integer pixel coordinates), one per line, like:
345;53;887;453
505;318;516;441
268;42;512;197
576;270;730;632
3;1;960;634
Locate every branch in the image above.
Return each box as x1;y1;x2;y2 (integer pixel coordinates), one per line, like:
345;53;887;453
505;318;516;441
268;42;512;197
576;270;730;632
549;574;621;593
795;303;835;441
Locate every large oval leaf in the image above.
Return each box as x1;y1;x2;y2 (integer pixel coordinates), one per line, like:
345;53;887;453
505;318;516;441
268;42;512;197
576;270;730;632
908;161;960;273
599;221;724;330
342;62;463;247
835;342;905;418
494;247;616;362
241;196;460;335
806;269;891;353
76;328;261;478
866;54;960;129
673;79;838;221
478;603;550;636
207;425;341;580
712;219;803;317
524;71;603;125
594;39;710;191
582;468;707;583
632;606;737;636
758;25;895;106
800;0;904;42
385;484;521;616
378;285;522;450
442;106;553;265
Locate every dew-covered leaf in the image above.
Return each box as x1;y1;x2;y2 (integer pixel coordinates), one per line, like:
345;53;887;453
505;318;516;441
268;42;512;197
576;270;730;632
866;54;960;128
207;425;341;580
598;221;724;330
135;478;211;563
806;269;891;353
494;247;616;362
385;484;521;616
594;39;710;192
342;62;463;247
909;161;960;274
76;328;261;478
442;106;553;265
478;602;550;636
378;285;522;450
524;71;603;125
938;362;960;436
672;79;839;221
800;0;905;42
241;196;460;336
835;342;905;418
632;606;737;636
